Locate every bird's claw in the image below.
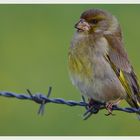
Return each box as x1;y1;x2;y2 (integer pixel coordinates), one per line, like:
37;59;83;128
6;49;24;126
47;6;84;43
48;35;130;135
105;103;115;116
105;112;116;116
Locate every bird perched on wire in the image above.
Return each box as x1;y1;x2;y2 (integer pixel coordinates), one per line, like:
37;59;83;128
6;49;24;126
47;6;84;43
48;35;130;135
68;8;140;117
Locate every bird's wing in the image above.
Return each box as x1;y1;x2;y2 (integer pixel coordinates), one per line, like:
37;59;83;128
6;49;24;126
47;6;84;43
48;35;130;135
104;34;140;108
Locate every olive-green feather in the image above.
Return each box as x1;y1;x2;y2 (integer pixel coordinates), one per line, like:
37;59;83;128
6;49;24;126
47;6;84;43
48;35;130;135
104;34;140;108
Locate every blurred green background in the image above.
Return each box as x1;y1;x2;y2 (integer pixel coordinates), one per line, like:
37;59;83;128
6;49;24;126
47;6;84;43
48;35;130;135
0;4;139;136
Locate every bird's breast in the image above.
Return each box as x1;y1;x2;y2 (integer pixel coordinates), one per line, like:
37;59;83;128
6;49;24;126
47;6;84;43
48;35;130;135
68;33;110;80
68;33;93;80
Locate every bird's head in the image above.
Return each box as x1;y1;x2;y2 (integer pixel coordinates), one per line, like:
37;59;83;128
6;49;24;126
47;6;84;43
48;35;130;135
75;9;120;35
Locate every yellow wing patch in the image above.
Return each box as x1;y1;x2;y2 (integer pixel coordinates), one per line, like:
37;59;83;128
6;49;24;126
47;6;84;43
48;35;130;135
106;54;139;107
105;55;132;99
119;70;132;97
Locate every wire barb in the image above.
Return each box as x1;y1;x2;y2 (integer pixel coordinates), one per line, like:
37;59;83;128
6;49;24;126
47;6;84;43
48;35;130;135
38;86;52;115
26;87;52;115
0;87;140;120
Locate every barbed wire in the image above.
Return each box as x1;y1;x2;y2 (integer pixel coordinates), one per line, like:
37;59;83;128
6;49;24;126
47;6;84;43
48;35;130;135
0;86;140;120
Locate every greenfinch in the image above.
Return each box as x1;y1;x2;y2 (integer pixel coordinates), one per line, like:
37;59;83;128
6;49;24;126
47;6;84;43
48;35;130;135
68;8;140;116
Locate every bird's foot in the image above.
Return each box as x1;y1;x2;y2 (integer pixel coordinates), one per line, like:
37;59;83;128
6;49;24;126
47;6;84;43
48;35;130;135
105;103;115;116
87;98;103;114
88;98;101;110
88;98;94;108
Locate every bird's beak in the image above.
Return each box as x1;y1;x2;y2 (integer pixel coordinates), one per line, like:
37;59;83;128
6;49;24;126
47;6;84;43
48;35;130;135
75;19;90;32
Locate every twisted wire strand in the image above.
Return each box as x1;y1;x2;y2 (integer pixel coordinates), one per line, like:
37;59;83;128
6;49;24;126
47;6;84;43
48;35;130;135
0;86;139;120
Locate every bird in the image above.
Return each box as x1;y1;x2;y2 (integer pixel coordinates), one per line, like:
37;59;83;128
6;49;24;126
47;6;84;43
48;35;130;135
68;8;140;116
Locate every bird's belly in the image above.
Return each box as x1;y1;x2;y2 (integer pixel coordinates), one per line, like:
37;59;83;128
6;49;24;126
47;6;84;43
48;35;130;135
84;77;125;102
69;56;126;102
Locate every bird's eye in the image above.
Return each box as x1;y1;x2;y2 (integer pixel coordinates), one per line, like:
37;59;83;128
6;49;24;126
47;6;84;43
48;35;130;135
91;19;98;24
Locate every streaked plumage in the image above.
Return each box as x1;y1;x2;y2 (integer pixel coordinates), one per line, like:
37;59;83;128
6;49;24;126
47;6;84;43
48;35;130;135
68;9;140;115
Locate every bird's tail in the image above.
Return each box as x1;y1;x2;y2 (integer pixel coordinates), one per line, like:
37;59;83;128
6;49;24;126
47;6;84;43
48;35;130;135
125;94;140;120
136;100;140;120
119;70;140;119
